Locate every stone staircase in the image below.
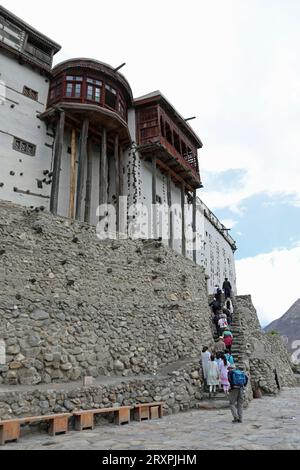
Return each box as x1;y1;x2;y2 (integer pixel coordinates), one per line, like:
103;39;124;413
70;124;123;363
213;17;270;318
203;296;249;408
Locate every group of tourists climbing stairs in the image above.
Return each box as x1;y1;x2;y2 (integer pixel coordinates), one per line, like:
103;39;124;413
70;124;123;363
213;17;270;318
202;289;248;405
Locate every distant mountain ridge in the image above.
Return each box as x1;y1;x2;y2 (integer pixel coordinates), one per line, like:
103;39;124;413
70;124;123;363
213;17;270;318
264;299;300;352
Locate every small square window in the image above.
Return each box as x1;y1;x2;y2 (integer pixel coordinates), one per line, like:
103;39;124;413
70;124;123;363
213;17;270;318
13;137;36;157
23;86;38;101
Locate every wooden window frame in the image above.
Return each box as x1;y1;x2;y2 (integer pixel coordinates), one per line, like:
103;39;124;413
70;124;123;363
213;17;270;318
23;86;38;101
86;77;102;104
13;137;36;157
64;75;83;99
104;84;117;110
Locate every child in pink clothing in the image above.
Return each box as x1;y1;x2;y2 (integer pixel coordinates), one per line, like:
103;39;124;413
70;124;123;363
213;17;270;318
218;356;230;394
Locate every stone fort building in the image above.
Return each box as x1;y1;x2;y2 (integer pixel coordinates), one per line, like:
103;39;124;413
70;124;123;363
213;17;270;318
0;5;236;294
0;7;295;420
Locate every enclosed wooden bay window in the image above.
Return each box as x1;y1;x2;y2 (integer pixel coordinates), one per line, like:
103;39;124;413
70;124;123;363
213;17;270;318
135;95;202;190
48;71;128;121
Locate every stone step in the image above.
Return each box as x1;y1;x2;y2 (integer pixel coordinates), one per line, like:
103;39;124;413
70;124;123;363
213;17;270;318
203;392;228;401
197;400;230;410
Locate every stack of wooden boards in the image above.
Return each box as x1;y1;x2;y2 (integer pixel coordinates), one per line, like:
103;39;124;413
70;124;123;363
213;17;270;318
0;402;164;445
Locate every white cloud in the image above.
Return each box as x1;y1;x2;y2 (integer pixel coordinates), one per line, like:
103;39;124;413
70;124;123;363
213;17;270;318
236;245;300;327
220;219;237;229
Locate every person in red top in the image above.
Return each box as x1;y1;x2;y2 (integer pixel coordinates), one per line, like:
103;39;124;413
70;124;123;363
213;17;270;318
223;333;233;352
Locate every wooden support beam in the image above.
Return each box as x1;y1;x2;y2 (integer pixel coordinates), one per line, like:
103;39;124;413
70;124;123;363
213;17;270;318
192;190;197;263
68;128;77;219
154;158;194;192
167;172;173;250
152;155;157;239
119;146;124;197
114;134;120;233
99;127;108;206
181;182;186;257
75;117;89;221
50;110;65;214
84;138;92;224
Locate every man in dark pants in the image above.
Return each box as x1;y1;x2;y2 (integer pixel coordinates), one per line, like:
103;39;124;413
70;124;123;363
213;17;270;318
222;278;232;299
228;367;248;423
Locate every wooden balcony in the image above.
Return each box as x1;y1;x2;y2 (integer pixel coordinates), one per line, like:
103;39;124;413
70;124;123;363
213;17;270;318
135;94;203;190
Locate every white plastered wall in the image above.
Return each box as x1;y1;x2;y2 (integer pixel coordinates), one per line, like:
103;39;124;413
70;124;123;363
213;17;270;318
0;53;53;208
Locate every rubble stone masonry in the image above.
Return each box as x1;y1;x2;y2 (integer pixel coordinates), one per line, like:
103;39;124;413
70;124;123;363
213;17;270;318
0;201;296;419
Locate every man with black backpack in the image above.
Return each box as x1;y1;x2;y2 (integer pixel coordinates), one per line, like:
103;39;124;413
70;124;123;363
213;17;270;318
228;366;248;423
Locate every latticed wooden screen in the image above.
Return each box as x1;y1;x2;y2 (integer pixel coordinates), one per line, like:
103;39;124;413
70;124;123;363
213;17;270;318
23;86;38;101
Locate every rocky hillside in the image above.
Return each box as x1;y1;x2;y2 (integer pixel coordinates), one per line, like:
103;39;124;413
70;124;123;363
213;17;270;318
264;299;300;352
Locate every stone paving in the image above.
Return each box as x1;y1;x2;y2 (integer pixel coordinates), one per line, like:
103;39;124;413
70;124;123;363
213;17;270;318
2;388;300;450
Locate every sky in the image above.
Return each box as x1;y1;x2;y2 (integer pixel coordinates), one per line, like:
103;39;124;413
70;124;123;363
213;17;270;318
3;0;300;326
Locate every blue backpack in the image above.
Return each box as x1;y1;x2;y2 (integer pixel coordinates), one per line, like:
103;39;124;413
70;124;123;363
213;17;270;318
231;370;247;387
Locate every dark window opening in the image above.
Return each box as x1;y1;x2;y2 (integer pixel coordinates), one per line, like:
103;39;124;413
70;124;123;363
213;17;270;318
173;131;181;154
105;84;117;109
165;122;173;145
181;141;188;160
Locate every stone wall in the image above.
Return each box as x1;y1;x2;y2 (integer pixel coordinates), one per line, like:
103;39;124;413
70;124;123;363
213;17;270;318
235;296;296;394
0;201;214;386
0;201;296;420
0;360;203;420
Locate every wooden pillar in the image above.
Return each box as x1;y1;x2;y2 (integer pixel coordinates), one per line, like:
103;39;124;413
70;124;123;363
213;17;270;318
192;190;197;263
50;110;65;215
99;128;108;206
181;182;186;257
68;128;77;219
167;172;173;249
114;134;120;233
84;138;92;224
75;117;89;221
119;146;124;197
152;155;157;239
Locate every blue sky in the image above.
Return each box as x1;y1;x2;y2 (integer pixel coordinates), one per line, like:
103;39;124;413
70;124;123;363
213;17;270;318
206;190;300;260
3;0;300;326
